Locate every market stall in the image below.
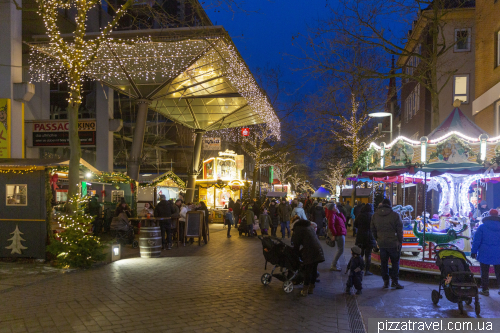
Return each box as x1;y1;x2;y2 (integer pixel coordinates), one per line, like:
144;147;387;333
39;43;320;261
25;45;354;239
137;171;186;212
352;108;499;277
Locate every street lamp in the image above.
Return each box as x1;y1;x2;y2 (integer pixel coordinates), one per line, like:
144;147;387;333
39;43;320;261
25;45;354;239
368;112;393;142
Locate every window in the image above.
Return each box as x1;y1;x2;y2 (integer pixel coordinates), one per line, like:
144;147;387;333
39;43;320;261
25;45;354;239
6;185;28;206
404;84;420;123
454;29;471;52
111;190;124;203
453;75;469;103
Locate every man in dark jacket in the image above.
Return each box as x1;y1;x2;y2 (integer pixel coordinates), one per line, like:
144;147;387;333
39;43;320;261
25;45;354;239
228;198;235;211
371;198;404;289
154;194;177;250
352;202;365;237
233;199;241;226
278;200;292;239
313;202;326;237
292;219;325;296
354;204;376;275
269;200;280;237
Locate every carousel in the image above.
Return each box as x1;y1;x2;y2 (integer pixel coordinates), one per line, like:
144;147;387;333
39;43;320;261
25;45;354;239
354;108;498;277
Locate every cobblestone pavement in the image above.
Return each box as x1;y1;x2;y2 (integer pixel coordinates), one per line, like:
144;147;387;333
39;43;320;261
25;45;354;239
1;225;499;333
0;225;351;333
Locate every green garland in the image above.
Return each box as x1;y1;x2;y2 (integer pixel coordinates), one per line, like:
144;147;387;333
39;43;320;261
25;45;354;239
139;170;186;189
427;134;475;163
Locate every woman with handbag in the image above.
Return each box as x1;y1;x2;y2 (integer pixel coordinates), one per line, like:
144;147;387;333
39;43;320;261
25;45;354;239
326;203;347;271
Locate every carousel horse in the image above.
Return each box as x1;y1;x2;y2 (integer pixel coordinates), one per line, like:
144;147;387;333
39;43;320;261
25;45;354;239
412;221;469;247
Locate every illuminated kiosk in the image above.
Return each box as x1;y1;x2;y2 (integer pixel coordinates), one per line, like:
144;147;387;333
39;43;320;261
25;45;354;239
355;108;498;277
196;150;244;222
137;171;186;211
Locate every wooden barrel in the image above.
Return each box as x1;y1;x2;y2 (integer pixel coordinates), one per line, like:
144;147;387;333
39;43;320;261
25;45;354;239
139;226;162;258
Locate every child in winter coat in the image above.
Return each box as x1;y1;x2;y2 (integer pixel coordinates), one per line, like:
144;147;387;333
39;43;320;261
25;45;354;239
345;246;364;295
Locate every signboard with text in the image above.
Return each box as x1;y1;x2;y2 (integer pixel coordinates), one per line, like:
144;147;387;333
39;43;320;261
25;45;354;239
202;137;221;150
30;120;96;147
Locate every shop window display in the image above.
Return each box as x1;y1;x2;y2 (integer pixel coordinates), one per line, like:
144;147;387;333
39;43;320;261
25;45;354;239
6;185;28;206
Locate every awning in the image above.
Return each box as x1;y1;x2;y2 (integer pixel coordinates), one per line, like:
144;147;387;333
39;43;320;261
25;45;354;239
27;27;280;137
266;191;287;197
361;167;412;178
341;188;372;197
414;162;485;177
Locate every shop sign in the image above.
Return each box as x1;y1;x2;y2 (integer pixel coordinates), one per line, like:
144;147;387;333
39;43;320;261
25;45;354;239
31;120;96;147
235;155;244;170
231;186;240;191
241;128;250;136
0;99;11;158
202;137;221;150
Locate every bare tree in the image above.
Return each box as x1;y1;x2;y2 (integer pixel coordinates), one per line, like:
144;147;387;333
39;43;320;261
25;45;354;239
300;0;476;129
271;152;295;190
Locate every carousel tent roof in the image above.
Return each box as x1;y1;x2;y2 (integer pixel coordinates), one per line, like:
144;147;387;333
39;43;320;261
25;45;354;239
428;108;484;140
28;27;280;137
311;187;330;198
414;162;485;177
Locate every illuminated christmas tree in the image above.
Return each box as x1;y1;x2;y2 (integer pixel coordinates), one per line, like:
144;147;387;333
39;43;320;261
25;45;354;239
5;225;28;255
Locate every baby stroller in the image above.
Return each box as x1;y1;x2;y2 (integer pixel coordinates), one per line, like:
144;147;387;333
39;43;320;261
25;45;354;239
110;213;138;248
258;236;303;293
431;244;479;315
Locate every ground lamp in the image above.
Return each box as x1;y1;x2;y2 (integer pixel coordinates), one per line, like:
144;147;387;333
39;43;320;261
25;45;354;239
111;243;121;262
368;112;393;142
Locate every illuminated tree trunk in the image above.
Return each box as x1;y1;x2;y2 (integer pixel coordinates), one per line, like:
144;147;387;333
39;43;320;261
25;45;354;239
68;74;82;203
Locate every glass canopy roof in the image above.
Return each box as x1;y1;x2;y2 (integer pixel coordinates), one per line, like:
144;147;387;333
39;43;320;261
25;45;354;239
28;28;280;137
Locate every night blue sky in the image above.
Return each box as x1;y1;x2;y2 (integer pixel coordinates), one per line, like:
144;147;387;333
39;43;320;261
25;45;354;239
209;0;331;96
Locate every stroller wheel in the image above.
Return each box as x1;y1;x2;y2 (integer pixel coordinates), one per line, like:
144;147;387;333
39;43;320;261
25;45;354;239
475;301;480;316
261;273;272;285
458;301;464;314
283;280;294;293
132;240;139;249
465;297;473;306
431;290;440;304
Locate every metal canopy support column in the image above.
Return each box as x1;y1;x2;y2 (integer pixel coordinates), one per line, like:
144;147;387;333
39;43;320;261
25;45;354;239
128;99;150;180
185;129;205;203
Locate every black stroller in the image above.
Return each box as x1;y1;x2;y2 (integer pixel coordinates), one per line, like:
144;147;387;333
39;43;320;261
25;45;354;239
110;214;138;248
431;244;480;315
258;236;303;293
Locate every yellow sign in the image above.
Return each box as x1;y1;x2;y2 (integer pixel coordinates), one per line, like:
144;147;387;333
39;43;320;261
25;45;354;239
0;99;11;158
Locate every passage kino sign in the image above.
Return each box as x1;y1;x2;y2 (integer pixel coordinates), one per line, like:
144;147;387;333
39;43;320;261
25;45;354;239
29;120;96;147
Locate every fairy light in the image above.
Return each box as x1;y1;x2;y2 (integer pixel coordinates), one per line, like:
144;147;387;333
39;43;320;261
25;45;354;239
0;166;38;174
429;131;479;144
384;135;421;148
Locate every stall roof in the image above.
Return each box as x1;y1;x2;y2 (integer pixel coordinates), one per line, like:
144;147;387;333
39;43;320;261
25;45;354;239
361;167;411;179
139;170;186;189
414;162;485;177
341;188;372;197
0;158;100;174
266;191;287;197
311;187;330;198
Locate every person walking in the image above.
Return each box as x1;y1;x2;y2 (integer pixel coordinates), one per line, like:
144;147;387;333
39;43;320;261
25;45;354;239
354;203;376;275
371;198;404;289
225;208;234;238
278;199;292;239
259;208;271;235
326;203;347;271
269;199;280;237
154;195;177;250
233;199;241;227
313;202;326;237
471;209;500;296
352;202;364;237
292;219;325;296
291;202;308;221
245;205;255;237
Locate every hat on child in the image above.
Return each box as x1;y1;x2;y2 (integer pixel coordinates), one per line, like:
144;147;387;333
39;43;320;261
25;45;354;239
228;208;233;212
351;246;362;255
